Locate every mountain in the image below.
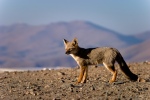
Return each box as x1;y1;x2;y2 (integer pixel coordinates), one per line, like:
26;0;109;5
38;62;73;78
122;38;150;62
0;21;149;68
134;31;150;41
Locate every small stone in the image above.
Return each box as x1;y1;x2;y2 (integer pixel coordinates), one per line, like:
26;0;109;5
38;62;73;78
43;73;48;75
57;72;65;76
143;88;148;91
53;97;61;100
139;95;145;99
19;80;22;83
0;76;7;80
25;91;30;95
29;89;36;95
4;71;9;75
44;85;50;88
69;87;74;92
90;85;95;91
138;78;146;82
61;79;65;83
12;72;17;75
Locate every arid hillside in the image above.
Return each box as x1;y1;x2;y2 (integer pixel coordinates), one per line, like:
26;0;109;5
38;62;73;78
122;39;150;62
0;21;149;68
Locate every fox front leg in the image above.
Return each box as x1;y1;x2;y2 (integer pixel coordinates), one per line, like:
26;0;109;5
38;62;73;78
77;66;87;83
81;66;88;83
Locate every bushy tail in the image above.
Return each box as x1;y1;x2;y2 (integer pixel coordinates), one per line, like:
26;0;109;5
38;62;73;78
116;53;138;81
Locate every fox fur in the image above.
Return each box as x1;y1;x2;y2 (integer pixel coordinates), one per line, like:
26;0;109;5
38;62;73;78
63;38;139;83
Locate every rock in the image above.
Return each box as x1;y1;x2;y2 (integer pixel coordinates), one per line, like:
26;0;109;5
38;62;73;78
30;91;36;96
57;72;65;76
61;79;65;83
0;62;150;99
90;85;95;91
138;78;146;82
0;76;7;80
44;85;50;88
43;72;48;76
53;97;61;100
69;87;74;92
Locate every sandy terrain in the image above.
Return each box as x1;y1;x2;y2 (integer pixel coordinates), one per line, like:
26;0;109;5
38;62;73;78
0;62;150;100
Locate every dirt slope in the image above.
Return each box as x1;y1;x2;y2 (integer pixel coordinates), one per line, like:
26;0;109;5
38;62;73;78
0;62;150;100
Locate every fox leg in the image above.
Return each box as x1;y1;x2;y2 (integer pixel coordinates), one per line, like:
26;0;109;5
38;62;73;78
81;66;88;83
103;62;117;83
109;69;117;83
77;66;86;83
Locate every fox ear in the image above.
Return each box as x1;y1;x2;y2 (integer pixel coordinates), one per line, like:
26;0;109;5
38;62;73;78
72;38;78;46
63;39;68;45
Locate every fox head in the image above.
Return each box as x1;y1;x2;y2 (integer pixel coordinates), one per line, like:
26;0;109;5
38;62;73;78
63;38;79;55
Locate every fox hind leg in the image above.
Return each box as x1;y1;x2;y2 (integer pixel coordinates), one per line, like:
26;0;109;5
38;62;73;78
103;62;117;83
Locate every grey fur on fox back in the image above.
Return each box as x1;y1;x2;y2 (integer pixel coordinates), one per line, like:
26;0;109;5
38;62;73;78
63;38;138;83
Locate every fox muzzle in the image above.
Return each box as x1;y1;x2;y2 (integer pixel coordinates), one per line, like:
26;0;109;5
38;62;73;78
65;51;70;55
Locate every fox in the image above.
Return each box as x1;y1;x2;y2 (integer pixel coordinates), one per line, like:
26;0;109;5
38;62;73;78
63;38;142;83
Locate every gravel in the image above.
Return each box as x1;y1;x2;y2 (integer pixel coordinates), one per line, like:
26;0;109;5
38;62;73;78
0;62;150;100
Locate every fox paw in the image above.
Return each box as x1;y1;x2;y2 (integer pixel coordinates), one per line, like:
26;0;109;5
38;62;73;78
109;80;115;83
76;81;80;85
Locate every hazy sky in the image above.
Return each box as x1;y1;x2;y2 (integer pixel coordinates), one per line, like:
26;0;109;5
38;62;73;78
0;0;150;35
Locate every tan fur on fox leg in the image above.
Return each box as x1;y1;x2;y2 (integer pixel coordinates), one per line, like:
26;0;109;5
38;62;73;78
77;66;86;83
103;63;117;83
109;70;117;83
108;68;117;83
81;67;88;83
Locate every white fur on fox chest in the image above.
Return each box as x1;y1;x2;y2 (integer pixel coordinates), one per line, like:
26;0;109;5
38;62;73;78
70;54;80;66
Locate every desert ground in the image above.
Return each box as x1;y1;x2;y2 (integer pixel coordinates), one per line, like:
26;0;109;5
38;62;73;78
0;62;150;100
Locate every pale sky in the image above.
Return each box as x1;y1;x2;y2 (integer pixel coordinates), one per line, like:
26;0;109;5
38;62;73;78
0;0;150;35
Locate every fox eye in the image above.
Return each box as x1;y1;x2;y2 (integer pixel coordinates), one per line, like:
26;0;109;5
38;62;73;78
72;44;75;47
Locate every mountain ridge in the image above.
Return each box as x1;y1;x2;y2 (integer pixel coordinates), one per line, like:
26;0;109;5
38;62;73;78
0;21;149;68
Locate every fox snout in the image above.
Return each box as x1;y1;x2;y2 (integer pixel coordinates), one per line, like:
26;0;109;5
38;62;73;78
65;50;71;55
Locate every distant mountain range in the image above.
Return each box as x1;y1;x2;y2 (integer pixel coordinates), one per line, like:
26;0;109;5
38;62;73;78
0;21;149;68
